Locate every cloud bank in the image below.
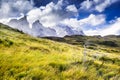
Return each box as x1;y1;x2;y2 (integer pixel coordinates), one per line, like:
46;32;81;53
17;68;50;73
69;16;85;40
85;18;120;36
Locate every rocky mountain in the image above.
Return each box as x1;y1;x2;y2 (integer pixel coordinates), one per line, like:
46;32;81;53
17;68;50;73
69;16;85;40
8;16;57;37
53;24;84;37
7;16;84;37
32;20;56;37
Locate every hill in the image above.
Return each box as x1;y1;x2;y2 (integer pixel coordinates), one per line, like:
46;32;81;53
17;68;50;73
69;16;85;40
0;23;120;80
44;35;120;53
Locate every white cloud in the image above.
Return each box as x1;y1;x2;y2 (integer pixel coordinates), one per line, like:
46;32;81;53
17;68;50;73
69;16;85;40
0;0;33;19
0;3;11;18
61;18;80;28
0;13;24;24
79;14;105;26
66;5;78;12
84;29;100;36
0;18;11;24
27;8;41;28
95;0;111;12
27;0;78;28
61;14;105;29
80;0;118;12
84;18;120;36
81;0;93;10
101;18;120;36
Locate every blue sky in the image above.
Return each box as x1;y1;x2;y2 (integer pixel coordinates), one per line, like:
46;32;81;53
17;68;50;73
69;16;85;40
0;0;120;36
32;0;120;21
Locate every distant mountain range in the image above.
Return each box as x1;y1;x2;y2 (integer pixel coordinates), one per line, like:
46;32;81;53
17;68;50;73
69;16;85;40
7;16;84;37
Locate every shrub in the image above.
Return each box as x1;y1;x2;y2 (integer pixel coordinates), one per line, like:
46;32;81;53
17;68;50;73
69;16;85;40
1;39;14;47
98;41;118;47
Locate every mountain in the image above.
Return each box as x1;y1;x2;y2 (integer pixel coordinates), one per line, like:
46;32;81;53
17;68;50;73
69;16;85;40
0;23;120;80
7;16;84;37
8;16;30;33
31;20;57;37
8;16;57;37
53;24;84;37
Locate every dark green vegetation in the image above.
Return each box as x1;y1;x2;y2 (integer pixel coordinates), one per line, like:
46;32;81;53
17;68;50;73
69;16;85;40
44;35;120;53
0;23;120;80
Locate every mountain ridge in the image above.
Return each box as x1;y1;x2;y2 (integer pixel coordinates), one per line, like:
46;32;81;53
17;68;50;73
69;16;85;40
6;16;84;37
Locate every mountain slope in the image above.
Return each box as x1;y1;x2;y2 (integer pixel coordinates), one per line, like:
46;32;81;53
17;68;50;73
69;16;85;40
44;35;120;53
0;23;120;80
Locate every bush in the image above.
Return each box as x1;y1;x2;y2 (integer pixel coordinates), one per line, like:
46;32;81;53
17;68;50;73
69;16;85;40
4;39;13;47
98;41;118;47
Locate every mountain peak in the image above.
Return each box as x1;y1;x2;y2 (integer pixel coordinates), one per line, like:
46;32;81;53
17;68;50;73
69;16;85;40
6;17;84;37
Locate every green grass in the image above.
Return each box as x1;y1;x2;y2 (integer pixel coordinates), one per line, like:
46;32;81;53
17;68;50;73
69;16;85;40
0;23;120;80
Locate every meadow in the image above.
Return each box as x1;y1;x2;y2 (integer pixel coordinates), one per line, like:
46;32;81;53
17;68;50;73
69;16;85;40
0;23;120;80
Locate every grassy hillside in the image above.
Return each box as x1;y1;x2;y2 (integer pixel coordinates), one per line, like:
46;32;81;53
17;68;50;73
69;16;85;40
44;35;120;53
0;23;120;80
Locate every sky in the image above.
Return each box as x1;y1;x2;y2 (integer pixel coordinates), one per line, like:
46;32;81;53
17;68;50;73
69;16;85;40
0;0;120;36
